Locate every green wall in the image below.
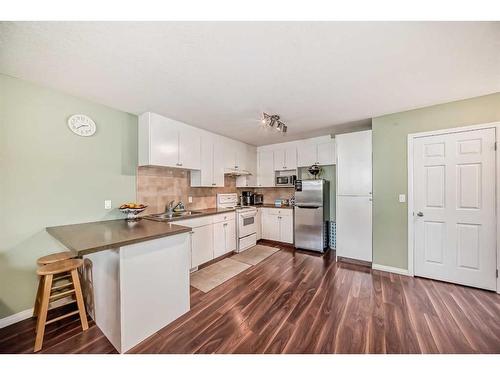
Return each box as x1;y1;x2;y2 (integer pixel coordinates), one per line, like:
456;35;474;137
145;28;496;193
372;92;500;270
0;75;138;319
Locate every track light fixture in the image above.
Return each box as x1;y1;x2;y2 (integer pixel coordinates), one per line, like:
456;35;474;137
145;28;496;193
262;112;288;133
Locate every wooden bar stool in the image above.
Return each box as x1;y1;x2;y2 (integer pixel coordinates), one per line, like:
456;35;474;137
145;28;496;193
33;251;76;318
34;259;89;352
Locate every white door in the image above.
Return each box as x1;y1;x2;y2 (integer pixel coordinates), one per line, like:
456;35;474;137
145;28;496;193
179;127;201;170
191;225;214;268
212;137;225;186
284;145;298;170
413;128;496;290
336;130;372;196
262;213;280;241
225;220;236;252
274;149;286;171
199;137;213;186
213;221;226;258
297;141;317;167
336;196;372;262
149;115;179;167
317;140;335;165
258;151;275;187
256;209;262;240
279;215;294;244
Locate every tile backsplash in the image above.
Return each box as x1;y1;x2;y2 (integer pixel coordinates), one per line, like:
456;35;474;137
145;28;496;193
136;166;295;214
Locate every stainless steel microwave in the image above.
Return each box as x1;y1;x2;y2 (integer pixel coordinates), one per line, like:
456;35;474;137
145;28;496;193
275;175;296;187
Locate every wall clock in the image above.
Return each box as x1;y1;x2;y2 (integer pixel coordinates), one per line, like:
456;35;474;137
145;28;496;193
67;114;97;137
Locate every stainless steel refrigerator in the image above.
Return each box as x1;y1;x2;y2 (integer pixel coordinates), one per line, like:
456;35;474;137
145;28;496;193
294;179;329;253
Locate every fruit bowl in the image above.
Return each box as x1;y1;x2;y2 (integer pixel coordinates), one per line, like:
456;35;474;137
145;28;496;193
119;204;147;221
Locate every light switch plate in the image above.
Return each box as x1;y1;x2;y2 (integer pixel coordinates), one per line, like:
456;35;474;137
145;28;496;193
104;200;112;209
188;196;193;203
399;194;406;203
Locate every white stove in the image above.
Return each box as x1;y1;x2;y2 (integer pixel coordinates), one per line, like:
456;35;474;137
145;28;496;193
217;193;257;252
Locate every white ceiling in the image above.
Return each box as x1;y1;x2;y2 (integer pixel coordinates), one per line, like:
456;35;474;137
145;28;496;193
1;22;499;145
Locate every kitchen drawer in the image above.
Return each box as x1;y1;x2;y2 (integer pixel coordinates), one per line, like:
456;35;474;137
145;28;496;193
176;215;213;228
239;233;257;252
212;212;235;224
263;208;293;216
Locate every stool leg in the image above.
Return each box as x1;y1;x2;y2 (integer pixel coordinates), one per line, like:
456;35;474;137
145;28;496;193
34;274;52;352
33;276;43;317
71;269;88;331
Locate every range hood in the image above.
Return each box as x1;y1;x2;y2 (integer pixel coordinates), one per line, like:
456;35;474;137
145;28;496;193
224;168;252;177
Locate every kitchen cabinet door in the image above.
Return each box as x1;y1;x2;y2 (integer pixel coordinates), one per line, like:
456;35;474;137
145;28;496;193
297;141;317;167
257;151;275;187
284;146;297;170
212;136;225;187
279;215;294;244
191;225;214;268
256;209;262;240
262;213;280;241
223;139;237;170
317;140;335;165
225;219;236;253
336;130;372;196
235;142;247;171
273;149;286;171
148;114;180;167
196;137;213;186
179;126;201;170
213;221;226;258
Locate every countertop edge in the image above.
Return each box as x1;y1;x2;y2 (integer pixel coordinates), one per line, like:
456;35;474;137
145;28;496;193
46;223;192;257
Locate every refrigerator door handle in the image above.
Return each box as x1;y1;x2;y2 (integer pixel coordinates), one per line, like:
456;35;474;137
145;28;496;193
296;205;320;209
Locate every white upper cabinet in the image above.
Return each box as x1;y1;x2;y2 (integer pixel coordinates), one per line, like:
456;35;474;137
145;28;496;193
273;145;297;171
190;133;224;187
297;141;317;167
316;140;336;166
257;150;275;187
223;138;248;172
336;130;372;196
297;137;335;167
236;144;257;187
138;112;201;170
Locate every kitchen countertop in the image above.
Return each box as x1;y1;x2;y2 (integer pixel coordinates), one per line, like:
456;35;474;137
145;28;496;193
46;219;192;256
144;207;236;223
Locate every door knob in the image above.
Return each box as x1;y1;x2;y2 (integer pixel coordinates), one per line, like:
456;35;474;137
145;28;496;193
416;212;424;217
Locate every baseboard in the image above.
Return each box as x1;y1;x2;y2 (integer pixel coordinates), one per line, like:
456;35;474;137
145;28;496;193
372;263;410;276
0;308;33;329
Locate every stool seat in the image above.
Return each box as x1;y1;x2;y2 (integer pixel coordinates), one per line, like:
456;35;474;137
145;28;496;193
37;251;75;266
37;258;83;276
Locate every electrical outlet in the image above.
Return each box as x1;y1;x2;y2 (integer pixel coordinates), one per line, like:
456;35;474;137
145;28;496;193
104;200;112;209
399;194;406;203
188;196;193;203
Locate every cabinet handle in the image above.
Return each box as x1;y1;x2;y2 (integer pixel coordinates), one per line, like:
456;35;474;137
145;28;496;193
212;183;216;186
190;231;194;234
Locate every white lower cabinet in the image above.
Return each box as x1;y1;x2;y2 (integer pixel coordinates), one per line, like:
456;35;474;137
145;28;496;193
180;213;236;269
190;224;214;268
213;218;236;258
261;208;293;244
279;215;294;244
256;208;262;240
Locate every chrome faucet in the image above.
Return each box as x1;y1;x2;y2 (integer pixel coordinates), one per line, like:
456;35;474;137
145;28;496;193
165;200;185;216
165;200;175;216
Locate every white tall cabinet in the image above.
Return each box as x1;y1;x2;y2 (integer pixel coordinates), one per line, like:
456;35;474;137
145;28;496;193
336;130;372;262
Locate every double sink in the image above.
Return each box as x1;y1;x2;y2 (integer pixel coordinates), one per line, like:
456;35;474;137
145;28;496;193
147;210;204;221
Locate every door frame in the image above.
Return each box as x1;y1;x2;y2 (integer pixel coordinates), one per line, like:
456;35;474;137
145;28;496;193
407;121;500;293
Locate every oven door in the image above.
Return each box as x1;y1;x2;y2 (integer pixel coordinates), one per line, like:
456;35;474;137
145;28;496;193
238;211;257;238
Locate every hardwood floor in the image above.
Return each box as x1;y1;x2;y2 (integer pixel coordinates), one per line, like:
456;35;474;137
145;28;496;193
1;242;500;354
